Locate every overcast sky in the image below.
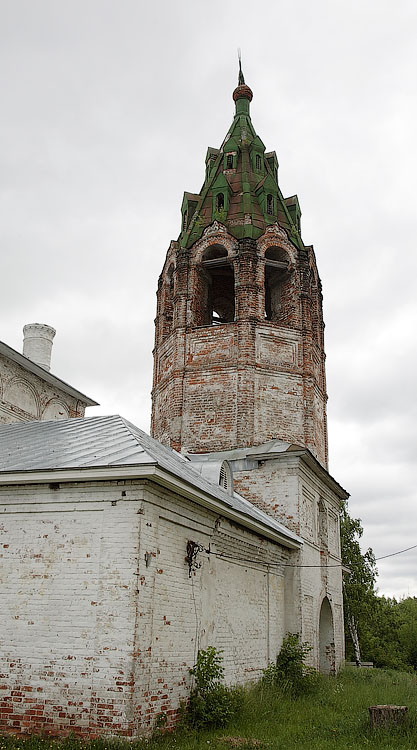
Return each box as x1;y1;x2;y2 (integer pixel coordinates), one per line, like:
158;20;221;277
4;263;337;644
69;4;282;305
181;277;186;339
1;0;416;599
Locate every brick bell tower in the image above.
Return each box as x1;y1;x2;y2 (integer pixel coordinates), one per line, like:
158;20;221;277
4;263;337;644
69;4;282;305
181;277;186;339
151;64;328;469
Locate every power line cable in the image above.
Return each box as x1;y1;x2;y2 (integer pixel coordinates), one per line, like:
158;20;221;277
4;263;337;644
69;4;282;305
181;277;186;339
375;543;417;561
201;541;417;569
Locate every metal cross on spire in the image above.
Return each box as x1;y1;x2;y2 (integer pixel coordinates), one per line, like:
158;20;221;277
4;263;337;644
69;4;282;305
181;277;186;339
238;48;245;86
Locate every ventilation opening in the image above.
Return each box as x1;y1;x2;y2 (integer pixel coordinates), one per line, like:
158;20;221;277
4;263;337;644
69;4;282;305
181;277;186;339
219;464;228;489
219;461;233;494
266;194;274;215
216;193;225;211
226;154;234;169
256;153;262;171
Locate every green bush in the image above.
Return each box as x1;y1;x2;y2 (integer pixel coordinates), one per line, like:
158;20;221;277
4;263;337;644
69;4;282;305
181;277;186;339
263;632;318;697
185;646;244;729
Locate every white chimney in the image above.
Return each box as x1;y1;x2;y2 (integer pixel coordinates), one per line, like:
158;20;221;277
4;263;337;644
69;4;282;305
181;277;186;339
23;323;56;372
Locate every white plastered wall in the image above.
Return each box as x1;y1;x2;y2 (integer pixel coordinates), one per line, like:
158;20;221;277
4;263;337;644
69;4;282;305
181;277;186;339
0;477;292;736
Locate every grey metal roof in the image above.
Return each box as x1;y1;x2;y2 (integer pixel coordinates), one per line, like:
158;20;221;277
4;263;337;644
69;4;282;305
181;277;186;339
188;438;349;501
0;340;98;406
0;414;301;545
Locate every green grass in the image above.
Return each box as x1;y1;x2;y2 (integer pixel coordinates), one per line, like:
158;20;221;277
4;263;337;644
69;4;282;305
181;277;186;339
2;668;417;750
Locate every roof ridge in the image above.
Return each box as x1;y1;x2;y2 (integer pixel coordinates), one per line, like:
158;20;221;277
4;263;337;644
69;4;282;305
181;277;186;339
119;416;189;463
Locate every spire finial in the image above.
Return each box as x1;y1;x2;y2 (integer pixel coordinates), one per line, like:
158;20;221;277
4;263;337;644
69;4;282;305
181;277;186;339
233;51;253;105
238;48;245;86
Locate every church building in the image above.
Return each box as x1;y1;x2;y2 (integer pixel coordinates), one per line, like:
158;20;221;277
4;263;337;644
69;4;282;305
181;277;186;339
152;64;347;670
0;68;347;737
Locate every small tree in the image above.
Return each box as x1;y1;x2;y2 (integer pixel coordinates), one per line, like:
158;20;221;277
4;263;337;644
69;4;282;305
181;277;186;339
340;500;377;665
263;633;317;696
186;647;243;728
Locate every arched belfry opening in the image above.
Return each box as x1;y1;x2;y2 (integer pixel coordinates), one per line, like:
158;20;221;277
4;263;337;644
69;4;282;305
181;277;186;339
198;244;235;326
264;246;291;321
319;597;335;674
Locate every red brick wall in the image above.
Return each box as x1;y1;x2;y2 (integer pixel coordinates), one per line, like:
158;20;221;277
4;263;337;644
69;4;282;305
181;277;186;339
152;225;328;467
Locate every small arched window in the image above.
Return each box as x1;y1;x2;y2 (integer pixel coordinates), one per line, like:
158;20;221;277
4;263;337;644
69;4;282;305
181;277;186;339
182;209;188;231
266;194;274;215
226;154;234;169
256;154;262;171
216;193;225;211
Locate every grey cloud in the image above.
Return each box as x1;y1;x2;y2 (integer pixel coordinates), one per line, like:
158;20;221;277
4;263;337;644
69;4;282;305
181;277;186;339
1;0;416;599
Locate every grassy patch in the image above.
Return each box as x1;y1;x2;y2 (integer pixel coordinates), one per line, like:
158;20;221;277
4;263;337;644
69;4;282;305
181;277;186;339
1;669;417;750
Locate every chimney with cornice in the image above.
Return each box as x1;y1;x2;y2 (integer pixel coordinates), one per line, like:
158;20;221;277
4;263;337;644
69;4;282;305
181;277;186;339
23;323;56;372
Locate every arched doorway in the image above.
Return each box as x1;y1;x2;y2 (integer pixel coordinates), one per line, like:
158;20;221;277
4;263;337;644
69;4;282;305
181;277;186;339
319;597;335;674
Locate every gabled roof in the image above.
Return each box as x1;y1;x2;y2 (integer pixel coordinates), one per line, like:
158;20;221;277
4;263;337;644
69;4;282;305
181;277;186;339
0;340;98;406
0;415;301;549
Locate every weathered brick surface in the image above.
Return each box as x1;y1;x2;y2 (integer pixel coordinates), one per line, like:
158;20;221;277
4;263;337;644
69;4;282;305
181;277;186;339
0;478;293;736
151;223;328;467
232;452;344;672
0;354;86;424
151;216;343;678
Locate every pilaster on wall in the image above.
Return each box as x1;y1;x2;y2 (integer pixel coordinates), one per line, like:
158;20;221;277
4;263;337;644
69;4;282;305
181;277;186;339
235;238;261;322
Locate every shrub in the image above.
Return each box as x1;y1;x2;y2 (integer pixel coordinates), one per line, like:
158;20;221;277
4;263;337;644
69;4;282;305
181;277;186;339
262;633;318;697
185;646;244;729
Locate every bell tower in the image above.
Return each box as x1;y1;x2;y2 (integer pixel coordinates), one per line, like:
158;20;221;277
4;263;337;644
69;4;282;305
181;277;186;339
151;66;328;468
